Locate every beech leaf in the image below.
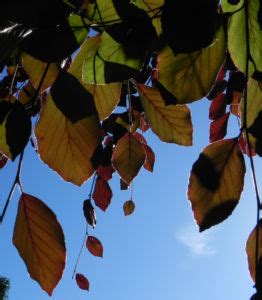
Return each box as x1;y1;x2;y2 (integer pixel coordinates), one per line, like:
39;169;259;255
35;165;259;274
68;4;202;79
188;138;246;231
83;199;96;228
13;193;66;296
143;144;155;172
112;132;146;184
123;200;135;216
86;236;103;258
75;273;89;291
92;178;113;211
209;112;230;143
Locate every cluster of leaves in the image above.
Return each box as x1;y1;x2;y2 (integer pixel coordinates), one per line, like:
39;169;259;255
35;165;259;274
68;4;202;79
0;0;262;297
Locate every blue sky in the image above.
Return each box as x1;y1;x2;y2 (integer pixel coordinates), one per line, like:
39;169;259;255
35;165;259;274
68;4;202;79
0;98;258;299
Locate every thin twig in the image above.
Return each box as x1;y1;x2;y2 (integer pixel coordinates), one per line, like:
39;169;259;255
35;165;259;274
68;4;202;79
0;151;24;224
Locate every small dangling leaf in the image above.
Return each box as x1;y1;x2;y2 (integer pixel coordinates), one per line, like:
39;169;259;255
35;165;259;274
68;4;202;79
83;199;96;228
75;273;89;291
86;236;103;258
143;144;155;172
123;200;135;216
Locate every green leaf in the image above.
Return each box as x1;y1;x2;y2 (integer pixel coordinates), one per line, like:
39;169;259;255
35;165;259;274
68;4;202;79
188;138;246;231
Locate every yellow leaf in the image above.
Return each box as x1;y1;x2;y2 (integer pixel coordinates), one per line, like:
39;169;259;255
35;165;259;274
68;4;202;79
13;193;66;296
35;94;103;186
69;36;121;120
246;220;262;282
123;200;136;216
112;132;146;184
227;0;262;75
188;138;245;231
22;53;59;92
157;26;226;104
137;84;193;145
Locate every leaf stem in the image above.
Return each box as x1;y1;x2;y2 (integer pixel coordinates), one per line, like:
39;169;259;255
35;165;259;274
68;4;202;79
0;151;24;224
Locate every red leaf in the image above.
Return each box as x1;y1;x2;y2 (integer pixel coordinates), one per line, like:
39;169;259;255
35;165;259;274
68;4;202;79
139;115;150;132
216;65;226;82
143;145;155;172
92;178;113;211
209;94;227;120
207;80;227;100
86;236;103;257
97;165;115;181
133;132;147;145
209;112;230;143
75;273;89;291
238;135;256;157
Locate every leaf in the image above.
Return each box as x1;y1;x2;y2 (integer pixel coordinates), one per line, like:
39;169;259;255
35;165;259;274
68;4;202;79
0;277;10;300
0;101;31;160
82;32;142;84
97;165;115;181
112;132;146;184
68;14;89;44
246;220;262;283
68;36;121;120
137;84;193;145
240;78;262;155
83;199;96;228
143;144;155;172
209;94;227;120
187;138;246;231
86;236;103;258
22;53;59;92
226;0;262;76
209;112;230;143
75;273;89;291
92;178;113;211
13;193;66;296
0;153;8;169
123;200;135;216
157;26;226;104
35;90;103;186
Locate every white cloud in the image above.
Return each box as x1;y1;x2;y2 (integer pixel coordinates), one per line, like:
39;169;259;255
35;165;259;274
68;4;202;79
175;223;216;256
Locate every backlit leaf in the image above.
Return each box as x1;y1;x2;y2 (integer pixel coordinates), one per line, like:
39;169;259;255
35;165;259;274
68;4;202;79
209;112;230;143
68;36;121;120
123;200;135;216
209;94;227;120
92;178;113;211
143;144;155;172
13;193;66;296
35;92;103;186
112;132;146;184
86;236;103;258
137;84;193;145
188;138;245;231
246;220;262;283
157;26;226;104
97;165;115;181
22;53;59;92
75;273;89;291
226;0;262;76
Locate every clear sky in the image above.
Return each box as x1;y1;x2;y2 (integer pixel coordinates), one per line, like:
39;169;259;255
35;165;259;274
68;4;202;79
0;98;259;299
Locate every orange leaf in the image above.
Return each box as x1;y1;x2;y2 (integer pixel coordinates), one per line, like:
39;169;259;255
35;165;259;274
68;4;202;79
112;132;146;184
75;273;90;291
143;145;155;172
123;200;135;216
92;178;113;211
86;236;103;257
13;193;66;296
246;220;262;283
188;138;245;231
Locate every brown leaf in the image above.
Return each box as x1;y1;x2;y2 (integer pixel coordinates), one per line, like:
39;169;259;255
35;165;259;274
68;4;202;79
92;178;112;211
86;236;103;257
13;193;66;296
75;273;90;291
123;200;135;216
143;145;155;172
246;220;262;283
112;132;146;184
188;138;245;231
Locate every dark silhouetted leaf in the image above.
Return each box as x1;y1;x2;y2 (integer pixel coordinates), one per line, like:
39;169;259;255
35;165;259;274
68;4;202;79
123;200;135;216
207;80;228;100
75;273;89;291
0;277;9;300
83;199;96;228
188;138;245;231
13;193;66;296
92;178;113;211
86;236;103;257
